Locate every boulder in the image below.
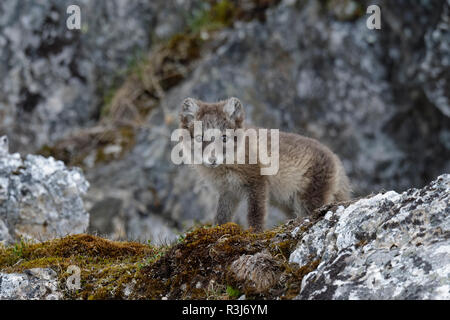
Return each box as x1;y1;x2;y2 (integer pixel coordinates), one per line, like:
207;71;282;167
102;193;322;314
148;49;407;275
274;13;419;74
0;149;89;244
290;174;450;300
0;268;61;300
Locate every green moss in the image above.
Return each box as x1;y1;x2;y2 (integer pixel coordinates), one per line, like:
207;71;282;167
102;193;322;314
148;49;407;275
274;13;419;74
0;217;321;300
36;124;137;168
130;221;317;299
226;285;241;298
321;0;364;21
188;0;236;33
100;88;118;118
0;234;160;300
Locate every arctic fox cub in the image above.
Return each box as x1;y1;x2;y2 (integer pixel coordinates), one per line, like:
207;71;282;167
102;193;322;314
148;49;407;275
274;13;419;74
179;97;351;232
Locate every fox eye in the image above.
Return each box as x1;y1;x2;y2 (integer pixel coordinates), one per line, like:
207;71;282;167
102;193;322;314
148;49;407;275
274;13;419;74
222;135;227;143
195;135;203;142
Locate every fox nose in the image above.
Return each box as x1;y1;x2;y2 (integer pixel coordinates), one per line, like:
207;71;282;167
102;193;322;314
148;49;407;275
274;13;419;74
208;156;217;165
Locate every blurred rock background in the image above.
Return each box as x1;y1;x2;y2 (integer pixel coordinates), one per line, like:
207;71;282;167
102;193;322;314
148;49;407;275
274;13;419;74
0;0;449;244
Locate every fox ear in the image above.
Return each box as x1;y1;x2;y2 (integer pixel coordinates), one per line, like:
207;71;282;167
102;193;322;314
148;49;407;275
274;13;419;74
180;98;199;127
224;97;244;126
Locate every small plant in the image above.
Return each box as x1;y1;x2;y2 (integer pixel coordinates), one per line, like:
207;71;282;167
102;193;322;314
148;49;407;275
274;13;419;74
150;251;164;262
188;0;235;33
13;238;27;259
226;285;240;298
204;280;226;300
176;233;186;244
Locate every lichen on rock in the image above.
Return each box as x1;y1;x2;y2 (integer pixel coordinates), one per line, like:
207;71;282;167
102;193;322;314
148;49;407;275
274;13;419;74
0;268;61;300
0;149;89;244
290;174;450;300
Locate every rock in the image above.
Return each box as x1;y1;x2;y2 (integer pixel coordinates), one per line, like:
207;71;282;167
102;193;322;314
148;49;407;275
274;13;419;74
159;0;450;196
289;174;450;300
0;150;89;244
0;219;12;244
0;175;448;299
0;268;62;300
0;0;202;154
82;125;181;244
2;0;449;244
83;0;450;240
230;251;281;293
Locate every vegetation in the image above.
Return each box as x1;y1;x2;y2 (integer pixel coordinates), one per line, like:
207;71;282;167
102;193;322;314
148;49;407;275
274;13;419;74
0;213;325;299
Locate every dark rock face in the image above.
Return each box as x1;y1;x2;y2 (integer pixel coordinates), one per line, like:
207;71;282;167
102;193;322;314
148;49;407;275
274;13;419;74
1;0;448;240
85;0;449;240
160;0;450;195
0;0;201;153
290;174;449;300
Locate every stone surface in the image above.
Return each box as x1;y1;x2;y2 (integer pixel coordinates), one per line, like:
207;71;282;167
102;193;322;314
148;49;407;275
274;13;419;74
159;0;450;195
290;174;450;300
0;268;61;300
84;0;449;240
0;149;89;244
1;0;448;244
0;0;202;154
1;173;448;300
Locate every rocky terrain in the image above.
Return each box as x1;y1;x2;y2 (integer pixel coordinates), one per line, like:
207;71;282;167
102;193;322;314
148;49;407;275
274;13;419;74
0;0;448;300
0;172;448;300
0;0;448;243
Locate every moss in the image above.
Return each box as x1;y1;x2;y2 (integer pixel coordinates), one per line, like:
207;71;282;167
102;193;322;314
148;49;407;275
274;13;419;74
226;285;241;298
36;124;136;167
188;0;236;33
321;0;364;21
0;216;324;300
131;220;317;299
280;259;321;299
0;234;160;300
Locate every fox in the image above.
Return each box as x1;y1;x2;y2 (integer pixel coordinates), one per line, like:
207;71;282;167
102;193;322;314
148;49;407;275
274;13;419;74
179;97;351;232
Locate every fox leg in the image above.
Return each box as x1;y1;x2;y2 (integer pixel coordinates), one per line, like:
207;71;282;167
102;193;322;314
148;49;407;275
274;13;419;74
215;190;240;226
247;181;268;232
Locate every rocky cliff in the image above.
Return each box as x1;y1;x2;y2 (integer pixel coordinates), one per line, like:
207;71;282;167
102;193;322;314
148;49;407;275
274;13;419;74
1;0;449;243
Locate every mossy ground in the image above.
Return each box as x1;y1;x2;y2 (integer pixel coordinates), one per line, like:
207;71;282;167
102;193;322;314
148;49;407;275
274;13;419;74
0;216;322;300
0;234;161;299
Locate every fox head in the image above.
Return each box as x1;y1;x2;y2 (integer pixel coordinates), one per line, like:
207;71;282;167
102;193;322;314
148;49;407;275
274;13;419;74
179;97;245;168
